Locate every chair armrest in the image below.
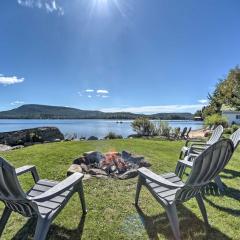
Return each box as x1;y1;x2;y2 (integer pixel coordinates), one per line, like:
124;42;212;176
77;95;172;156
185;139;206;146
191;143;211;147
188;144;211;154
16;165;40;183
138;167;184;189
177;159;194;168
30;172;84;202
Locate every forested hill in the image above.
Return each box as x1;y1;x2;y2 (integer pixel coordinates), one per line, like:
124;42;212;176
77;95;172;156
0;104;193;120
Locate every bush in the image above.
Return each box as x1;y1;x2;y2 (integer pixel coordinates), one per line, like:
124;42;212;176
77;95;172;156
152;121;172;138
172;127;181;138
232;124;239;133
131;117;155;136
158;121;172;137
224;128;232;134
204;114;228;128
104;132;123;139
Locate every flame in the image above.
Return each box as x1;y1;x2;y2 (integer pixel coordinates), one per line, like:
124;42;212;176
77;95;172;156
100;151;128;172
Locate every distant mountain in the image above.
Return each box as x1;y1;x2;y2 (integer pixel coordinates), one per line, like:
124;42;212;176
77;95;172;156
0;104;193;120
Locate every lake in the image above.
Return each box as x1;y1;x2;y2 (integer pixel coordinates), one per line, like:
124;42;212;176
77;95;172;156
0;119;204;139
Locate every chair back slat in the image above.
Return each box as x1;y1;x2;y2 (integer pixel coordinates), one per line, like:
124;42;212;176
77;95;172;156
185;127;192;138
0;157;37;217
230;128;240;149
207;125;223;144
180;127;187;138
176;139;233;201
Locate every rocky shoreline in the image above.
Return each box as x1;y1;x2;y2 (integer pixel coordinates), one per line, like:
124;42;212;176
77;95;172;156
0;127;64;151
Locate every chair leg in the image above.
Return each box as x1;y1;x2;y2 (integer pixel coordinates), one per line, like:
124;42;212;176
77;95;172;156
175;162;186;178
78;181;87;214
0;207;12;237
165;204;181;240
195;194;209;226
214;176;225;192
179;165;186;178
135;176;143;205
33;217;51;240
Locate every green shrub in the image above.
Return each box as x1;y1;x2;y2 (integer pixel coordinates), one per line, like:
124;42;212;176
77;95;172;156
131;117;155;136
159;121;172;137
153;121;172;137
172;127;181;138
224;128;232;134
204;114;228;128
104;132;123;139
232;124;239;133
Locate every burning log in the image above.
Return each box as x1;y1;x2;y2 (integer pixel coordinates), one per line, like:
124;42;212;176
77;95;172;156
69;150;151;180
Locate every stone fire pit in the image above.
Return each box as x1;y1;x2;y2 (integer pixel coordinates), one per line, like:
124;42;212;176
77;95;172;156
67;151;151;180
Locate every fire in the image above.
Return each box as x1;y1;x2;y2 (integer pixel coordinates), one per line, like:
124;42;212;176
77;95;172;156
100;151;128;173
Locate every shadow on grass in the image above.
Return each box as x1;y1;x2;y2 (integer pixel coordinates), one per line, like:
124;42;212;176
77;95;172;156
136;204;231;240
12;214;86;240
220;169;240;180
201;182;240;217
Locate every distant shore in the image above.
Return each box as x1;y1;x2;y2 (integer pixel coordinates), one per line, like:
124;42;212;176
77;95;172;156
189;128;206;138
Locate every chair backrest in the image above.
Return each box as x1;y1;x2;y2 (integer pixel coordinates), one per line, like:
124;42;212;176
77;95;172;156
207;125;223;144
180;127;187;138
230;128;240;149
0;157;37;217
176;139;234;202
185;127;191;137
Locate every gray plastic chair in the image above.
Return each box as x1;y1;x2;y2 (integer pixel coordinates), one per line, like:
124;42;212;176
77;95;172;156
176;128;240;191
184;127;192;140
179;125;224;159
135;139;234;240
0;157;87;240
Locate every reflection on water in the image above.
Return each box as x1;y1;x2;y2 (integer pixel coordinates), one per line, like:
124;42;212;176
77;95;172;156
0;119;203;138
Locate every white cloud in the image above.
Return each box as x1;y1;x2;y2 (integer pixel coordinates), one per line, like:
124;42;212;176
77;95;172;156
85;89;94;93
100;104;205;114
11;101;25;105
17;0;64;15
87;95;92;98
198;99;208;104
101;95;109;98
0;75;24;85
97;89;109;94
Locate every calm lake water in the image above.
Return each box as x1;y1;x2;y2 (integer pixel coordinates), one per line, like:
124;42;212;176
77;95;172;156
0;119;204;139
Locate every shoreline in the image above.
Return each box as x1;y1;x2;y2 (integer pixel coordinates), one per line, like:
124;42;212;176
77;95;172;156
189;128;206;138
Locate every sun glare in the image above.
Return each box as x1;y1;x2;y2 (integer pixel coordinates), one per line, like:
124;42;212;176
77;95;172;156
88;0;128;18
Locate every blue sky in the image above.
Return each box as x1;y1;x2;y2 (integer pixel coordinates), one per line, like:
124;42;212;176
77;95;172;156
1;0;240;114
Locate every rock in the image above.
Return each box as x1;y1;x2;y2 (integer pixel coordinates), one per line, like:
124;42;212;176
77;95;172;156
24;142;34;147
110;165;117;173
127;134;141;138
80;163;89;173
139;160;152;168
0;144;13;152
122;151;144;164
93;175;108;179
118;169;138;180
88;168;108;176
73;157;86;165
67;164;83;176
83;151;104;164
11;145;24;150
83;174;92;180
87;136;98;140
0;127;64;146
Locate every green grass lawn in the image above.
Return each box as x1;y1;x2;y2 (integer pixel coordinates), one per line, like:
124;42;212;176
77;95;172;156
1;139;240;239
